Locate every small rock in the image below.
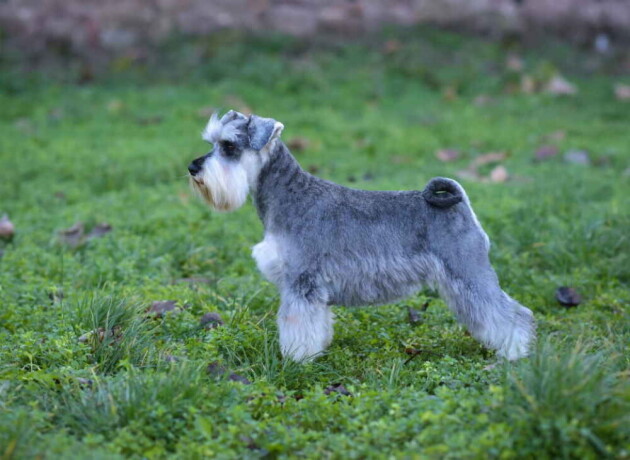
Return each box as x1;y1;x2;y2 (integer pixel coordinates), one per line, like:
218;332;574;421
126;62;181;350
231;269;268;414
0;214;15;240
200;312;224;329
489;165;509;183
147;300;180;318
324;383;352;396
555;286;582;307
614;83;630;101
535;145;559;161
435;149;459;162
563;150;591;166
545;75;577;96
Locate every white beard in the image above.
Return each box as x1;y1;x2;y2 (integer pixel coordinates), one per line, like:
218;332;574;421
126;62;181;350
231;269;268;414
190;155;250;212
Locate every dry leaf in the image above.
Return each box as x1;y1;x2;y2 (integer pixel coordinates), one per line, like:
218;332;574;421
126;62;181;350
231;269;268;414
506;54;524;72
383;39;402;54
614;83;630;101
471;152;507;167
287;137;310;152
489;165;509;183
223;95;252;115
520;75;536;94
535;145;559;161
545;75;577;96
59;222;85;248
435;149;459;162
0;214;15;240
544;130;566;142
87;223;112;239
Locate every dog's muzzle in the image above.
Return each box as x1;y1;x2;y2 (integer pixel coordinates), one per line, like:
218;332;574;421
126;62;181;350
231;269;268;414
188;154;208;176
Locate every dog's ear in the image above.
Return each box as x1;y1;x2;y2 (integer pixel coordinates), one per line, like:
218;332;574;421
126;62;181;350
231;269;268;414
248;115;284;151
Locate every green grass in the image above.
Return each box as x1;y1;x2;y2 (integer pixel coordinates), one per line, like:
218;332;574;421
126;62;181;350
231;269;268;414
1;28;629;459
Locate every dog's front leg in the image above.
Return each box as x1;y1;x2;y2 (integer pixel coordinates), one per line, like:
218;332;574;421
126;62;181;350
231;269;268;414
277;290;334;362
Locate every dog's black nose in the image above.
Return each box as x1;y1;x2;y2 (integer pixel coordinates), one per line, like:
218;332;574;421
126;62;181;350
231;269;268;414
188;156;205;176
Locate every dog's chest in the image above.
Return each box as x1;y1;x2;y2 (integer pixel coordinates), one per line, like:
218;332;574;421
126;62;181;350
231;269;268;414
252;234;284;284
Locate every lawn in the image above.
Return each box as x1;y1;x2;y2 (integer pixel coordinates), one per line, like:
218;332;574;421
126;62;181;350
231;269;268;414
0;29;629;459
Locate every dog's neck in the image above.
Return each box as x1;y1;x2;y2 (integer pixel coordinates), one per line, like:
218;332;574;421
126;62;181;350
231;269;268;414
254;141;311;229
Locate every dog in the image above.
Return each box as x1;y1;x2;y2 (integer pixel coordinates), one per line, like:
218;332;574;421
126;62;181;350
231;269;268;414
188;110;535;362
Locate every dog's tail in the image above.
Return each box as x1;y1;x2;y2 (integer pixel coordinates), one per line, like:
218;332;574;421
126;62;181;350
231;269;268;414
422;177;464;209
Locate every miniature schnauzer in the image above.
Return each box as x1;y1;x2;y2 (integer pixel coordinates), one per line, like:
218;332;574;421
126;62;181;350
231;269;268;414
188;110;535;362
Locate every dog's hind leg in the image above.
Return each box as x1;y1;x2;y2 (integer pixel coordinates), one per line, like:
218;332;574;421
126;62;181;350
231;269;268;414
424;179;535;360
277;282;333;362
439;273;535;360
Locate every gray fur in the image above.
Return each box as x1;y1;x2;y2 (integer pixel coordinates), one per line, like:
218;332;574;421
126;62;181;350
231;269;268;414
189;111;536;362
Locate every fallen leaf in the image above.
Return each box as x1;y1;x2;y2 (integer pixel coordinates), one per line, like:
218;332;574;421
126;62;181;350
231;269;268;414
520;75;536;94
489;165;509;183
197;106;218;118
391;155;413;164
287;137;310;152
324;383;352;396
200;312;224;329
471;152;507;168
563;150;591;166
544;130;566;142
59;222;85;248
506;54;524;72
473;95;493;106
456;169;481;182
435;149;459;162
147;300;180;318
442;86;458;101
223;95;252;115
107;99;124;113
136;115;163;125
545;75;577;96
0;214;15;240
87;223;112;239
408;306;422;325
535;145;559;161
383;39;402;54
614;83;630;101
555;286;582;307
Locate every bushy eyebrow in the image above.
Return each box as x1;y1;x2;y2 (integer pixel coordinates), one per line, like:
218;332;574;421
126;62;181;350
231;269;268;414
201;113;240;144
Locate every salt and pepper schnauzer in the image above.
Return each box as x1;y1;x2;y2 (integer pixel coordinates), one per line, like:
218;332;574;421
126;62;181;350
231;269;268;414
188;111;535;362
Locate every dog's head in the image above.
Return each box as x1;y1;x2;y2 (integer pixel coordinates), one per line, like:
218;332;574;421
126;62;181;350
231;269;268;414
188;110;284;212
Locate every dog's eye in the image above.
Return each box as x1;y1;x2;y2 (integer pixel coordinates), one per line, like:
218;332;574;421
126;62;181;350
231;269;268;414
221;141;237;157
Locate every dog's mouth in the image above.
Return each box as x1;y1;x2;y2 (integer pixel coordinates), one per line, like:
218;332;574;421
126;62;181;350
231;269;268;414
189;175;234;212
